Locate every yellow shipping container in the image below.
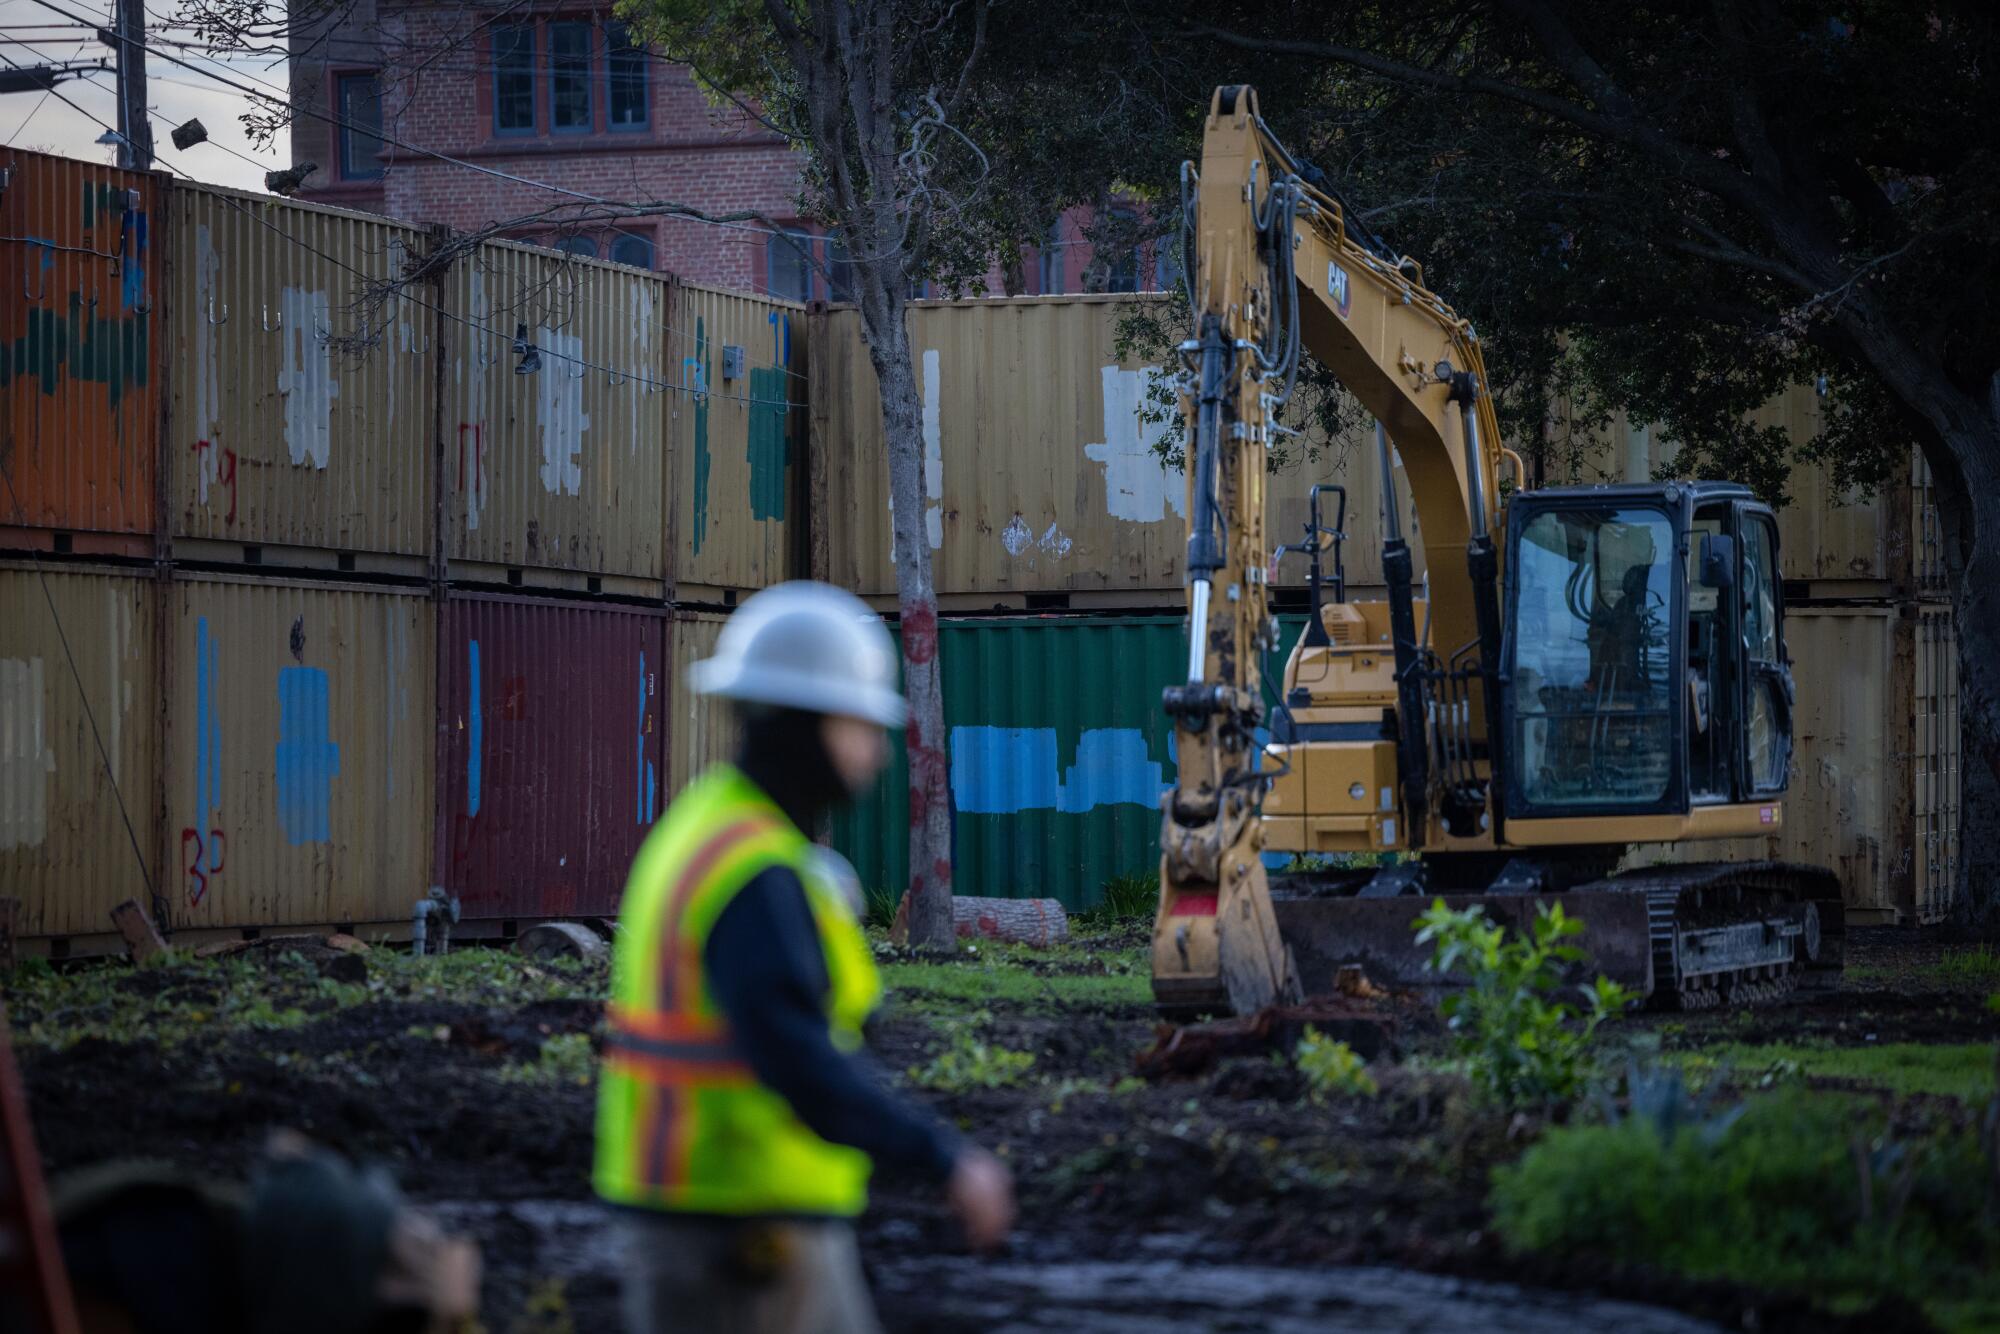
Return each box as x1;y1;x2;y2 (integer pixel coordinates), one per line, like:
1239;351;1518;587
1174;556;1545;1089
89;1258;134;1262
166;574;433;935
0;565;159;945
443;241;670;592
667;609;732;798
1632;603;1960;926
169;184;436;568
669;282;808;599
817;295;1419;604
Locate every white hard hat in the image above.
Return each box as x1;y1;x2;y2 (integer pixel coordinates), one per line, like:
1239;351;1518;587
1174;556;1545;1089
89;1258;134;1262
688;582;907;728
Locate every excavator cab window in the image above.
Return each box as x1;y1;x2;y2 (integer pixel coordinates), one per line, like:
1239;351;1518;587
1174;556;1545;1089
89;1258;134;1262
1740;511;1791;793
1688;505;1734;802
1506;505;1680;813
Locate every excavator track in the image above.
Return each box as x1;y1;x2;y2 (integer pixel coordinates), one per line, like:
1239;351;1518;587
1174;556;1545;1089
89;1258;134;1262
1586;861;1842;1010
1267;859;1843;1012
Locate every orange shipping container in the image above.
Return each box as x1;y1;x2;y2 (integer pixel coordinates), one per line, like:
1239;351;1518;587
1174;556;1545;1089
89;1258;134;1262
0;149;160;547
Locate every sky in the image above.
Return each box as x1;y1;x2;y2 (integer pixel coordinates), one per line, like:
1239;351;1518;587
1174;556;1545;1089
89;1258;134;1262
0;0;288;190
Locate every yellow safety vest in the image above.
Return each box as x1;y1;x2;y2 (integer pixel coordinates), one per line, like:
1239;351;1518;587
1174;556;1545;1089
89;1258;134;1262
593;765;884;1216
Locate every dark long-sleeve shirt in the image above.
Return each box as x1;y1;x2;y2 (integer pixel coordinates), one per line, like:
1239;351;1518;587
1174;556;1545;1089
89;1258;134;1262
703;865;961;1185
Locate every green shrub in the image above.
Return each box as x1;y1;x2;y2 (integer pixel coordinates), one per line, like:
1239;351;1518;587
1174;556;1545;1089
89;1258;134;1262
1414;898;1635;1109
1296;1026;1379;1101
1491;1088;2000;1328
908;1028;1036;1092
1083;871;1160;924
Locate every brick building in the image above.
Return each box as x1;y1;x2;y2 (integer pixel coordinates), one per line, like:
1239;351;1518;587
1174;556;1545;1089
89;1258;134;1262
286;4;1168;297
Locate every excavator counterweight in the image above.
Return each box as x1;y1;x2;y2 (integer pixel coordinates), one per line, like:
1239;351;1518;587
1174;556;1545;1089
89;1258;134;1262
1153;88;1840;1015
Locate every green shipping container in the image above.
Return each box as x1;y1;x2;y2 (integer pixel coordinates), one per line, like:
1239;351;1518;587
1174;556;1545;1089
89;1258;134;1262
831;613;1311;910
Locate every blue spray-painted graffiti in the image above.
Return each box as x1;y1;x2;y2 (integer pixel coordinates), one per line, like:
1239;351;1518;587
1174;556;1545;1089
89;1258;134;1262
949;726;1167;815
466;640;482;817
274;667;341;844
636;652;656;824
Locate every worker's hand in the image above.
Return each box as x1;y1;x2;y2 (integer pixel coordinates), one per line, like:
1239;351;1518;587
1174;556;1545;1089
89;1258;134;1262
946;1147;1015;1253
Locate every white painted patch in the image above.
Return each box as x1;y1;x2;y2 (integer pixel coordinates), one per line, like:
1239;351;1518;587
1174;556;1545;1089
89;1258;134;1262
889;350;948;558
1085;365;1186;523
536;327;590;496
0;658;54;850
630;287;655;458
1038;522;1073;558
193;225;221;503
278;286;339;469
1001;514;1031;556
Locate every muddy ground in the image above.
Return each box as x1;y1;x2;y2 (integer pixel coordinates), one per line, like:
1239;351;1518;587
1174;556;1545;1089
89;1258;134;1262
9;928;1995;1333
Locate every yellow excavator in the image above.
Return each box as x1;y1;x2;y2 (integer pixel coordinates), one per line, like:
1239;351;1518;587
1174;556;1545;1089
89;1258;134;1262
1154;87;1841;1016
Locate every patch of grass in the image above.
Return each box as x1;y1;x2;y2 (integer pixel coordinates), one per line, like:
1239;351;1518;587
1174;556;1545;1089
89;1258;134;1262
496;1032;597;1088
3;945;606;1052
881;956;1149;1010
1075;871;1158;926
908;1027;1035;1091
1683;1041;1998;1102
1491;1088;2000;1331
1935;945;2000;987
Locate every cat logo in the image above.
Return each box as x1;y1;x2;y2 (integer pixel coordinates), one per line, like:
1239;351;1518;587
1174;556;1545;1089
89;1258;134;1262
1328;262;1352;318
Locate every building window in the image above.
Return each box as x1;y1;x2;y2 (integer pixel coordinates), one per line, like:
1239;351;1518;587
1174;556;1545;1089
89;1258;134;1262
767;229;813;302
606;22;647;130
493;26;535;134
1152;239;1181;294
1038;221;1064;295
336;73;383;180
549;22;593;132
554;235;597;259
611;233;654;269
825;236;855;303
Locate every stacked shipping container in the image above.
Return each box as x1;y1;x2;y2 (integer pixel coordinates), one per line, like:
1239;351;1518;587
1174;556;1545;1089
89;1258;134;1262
0;148;805;954
0;146;1964;943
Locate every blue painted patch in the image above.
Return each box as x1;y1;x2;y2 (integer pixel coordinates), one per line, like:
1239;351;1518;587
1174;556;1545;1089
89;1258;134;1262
636;651;656;824
194;616;221;870
274;667;341;845
120;212;147;310
466;641;482;817
950;726;1168;815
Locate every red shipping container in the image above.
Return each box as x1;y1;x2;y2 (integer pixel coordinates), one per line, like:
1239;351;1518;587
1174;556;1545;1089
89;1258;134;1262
438;594;667;920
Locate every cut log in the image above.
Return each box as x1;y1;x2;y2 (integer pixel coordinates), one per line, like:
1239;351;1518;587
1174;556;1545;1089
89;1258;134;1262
108;899;169;964
951;897;1069;948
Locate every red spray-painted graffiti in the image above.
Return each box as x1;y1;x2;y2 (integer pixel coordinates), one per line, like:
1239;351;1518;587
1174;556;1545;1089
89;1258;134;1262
192;440;238;524
181;826;227;906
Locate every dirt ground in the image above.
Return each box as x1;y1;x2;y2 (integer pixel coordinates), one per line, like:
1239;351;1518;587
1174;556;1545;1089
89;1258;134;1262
10;927;1995;1333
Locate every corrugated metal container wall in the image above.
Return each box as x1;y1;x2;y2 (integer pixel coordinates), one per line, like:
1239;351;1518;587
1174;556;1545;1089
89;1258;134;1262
819;297;1415;600
437;595;665;920
166;575;433;931
830;616;1189;910
1582;392;1934;594
444;242;669;581
668;610;732;797
168;185;435;557
1913;605;1959;923
669;282;807;594
0;566;158;937
1631;604;1959;924
0;150;159;540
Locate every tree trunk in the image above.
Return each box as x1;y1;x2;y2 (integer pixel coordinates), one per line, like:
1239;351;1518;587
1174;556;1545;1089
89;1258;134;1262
859;283;956;951
1943;475;2000;931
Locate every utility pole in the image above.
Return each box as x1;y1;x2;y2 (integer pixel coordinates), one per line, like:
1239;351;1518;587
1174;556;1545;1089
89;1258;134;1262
111;0;153;169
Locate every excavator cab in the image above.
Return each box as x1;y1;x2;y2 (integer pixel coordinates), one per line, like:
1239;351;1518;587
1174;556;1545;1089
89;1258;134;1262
1502;483;1792;823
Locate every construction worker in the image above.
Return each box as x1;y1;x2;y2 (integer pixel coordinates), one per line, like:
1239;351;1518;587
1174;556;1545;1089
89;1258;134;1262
595;581;1015;1334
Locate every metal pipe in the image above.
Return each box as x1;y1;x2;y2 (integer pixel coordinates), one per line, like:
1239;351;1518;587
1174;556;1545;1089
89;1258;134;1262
1375;421;1401;545
1187;578;1211;684
1459;401;1489;540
